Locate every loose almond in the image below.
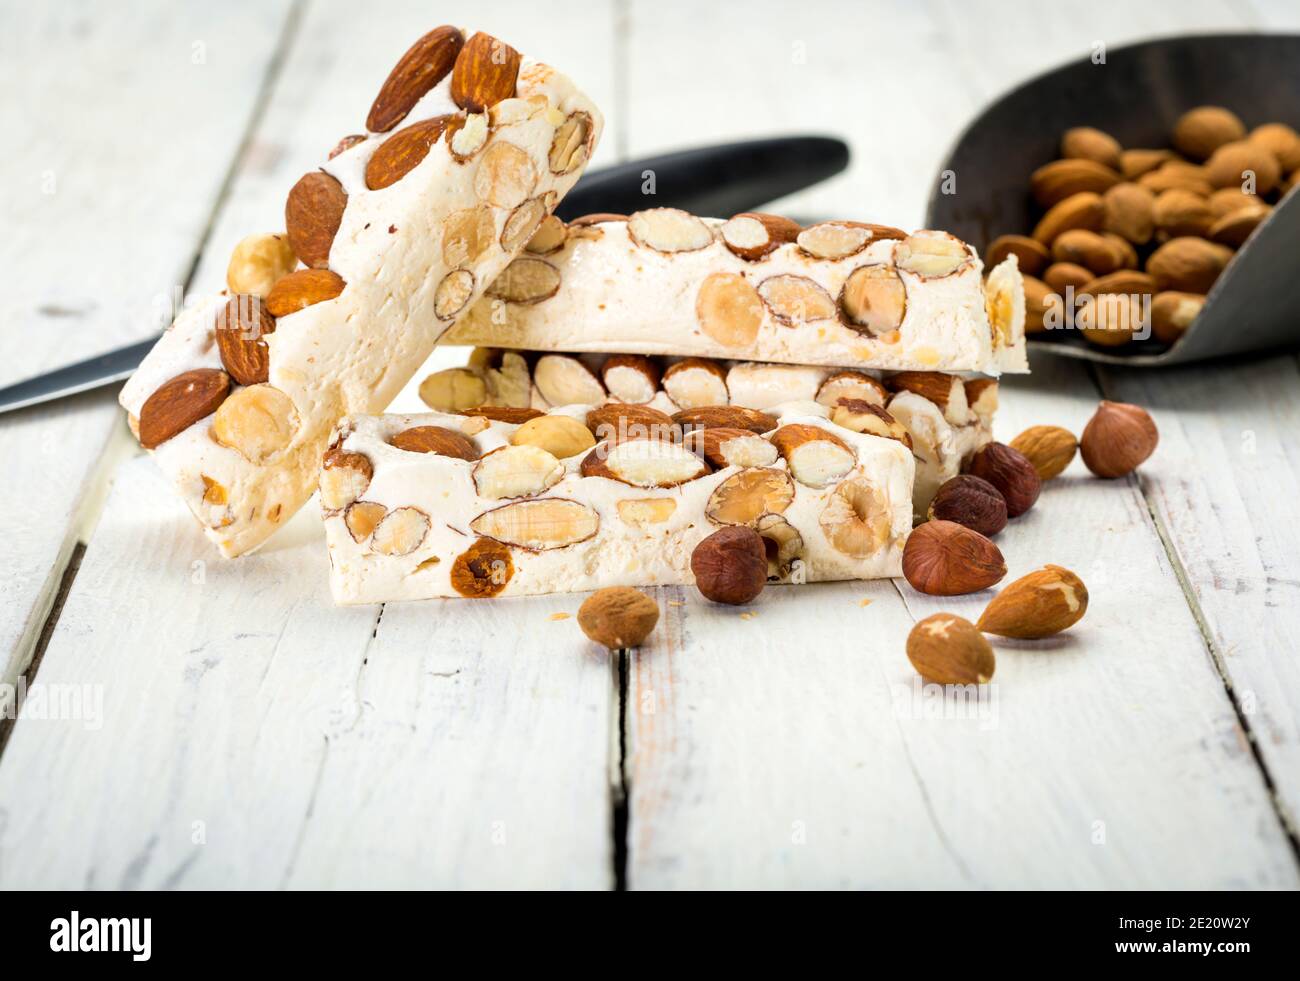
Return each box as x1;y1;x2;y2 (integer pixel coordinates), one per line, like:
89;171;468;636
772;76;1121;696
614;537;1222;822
906;613;995;685
977;565;1089;639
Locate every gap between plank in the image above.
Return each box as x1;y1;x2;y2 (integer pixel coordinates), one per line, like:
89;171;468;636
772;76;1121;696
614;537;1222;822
0;0;308;741
174;0;306;295
1088;364;1300;864
612;648;630;891
0;544;86;761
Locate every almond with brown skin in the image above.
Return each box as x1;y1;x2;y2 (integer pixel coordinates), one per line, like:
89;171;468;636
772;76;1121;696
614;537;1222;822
1120;148;1175;180
1060;127;1122;171
367;25;465;133
1009;425;1078;480
902;521;1006;596
977;565;1089;639
461;405;544;424
672;405;777;436
365;114;455;191
1150;291;1205;344
1145;237;1232;293
1102;182;1156;245
1042;263;1092;294
985;235;1049;276
389;425;480;460
1032;191;1104;245
214;294;276;386
1030;159;1121;209
285;171;346;269
137;369;230;449
906;613;995;685
265;268;346;316
1173;106;1246;161
450;32;521;113
586;404;680;444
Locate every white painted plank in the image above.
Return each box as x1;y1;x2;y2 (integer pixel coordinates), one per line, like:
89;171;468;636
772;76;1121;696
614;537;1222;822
0;0;294;696
1101;356;1300;831
0;456;614;888
626;354;1299;888
284;596;615;890
622;0;1297;887
0;2;623;889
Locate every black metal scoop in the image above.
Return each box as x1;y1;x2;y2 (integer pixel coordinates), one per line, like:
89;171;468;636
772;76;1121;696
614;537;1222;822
926;33;1300;367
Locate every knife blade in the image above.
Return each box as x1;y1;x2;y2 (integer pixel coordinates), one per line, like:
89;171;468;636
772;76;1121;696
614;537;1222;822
0;135;849;415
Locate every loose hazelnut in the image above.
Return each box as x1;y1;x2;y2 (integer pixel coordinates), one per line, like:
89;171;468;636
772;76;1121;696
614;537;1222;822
964;443;1042;518
577;587;660;649
1008;425;1078;481
927;475;1008;537
906;613;995;685
690;526;766;605
1079;401;1158;478
902;521;1006;596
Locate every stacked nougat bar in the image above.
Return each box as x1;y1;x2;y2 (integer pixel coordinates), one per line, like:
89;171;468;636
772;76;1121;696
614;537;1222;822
322;210;1026;602
321;403;915;603
120;27;602;556
118;24;1028;603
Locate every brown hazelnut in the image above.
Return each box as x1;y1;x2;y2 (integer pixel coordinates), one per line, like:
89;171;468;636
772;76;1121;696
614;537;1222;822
901;520;1006;596
1079;401;1159;478
691;526;766;605
578;587;660;649
927;475;1008;537
965;443;1042;518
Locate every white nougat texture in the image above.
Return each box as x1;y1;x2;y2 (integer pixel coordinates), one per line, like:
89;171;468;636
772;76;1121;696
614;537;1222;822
322;404;915;604
423;351;996;515
446;215;1028;374
120;40;603;557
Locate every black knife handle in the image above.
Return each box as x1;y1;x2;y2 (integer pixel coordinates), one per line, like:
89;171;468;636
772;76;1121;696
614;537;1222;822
556;135;850;220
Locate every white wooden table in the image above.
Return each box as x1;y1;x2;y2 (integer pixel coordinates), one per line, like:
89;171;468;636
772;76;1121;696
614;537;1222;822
1;0;1298;890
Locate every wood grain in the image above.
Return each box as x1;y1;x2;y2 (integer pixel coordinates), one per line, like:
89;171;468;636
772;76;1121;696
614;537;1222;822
0;458;614;888
0;0;295;701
